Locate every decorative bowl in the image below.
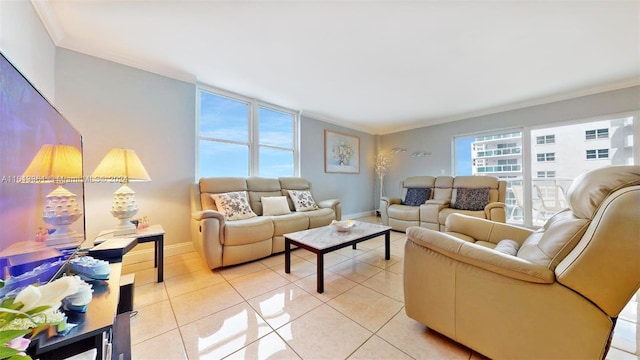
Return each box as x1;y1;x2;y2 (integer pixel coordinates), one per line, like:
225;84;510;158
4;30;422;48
331;220;356;232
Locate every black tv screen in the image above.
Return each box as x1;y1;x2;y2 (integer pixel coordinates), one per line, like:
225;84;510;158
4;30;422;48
0;51;85;285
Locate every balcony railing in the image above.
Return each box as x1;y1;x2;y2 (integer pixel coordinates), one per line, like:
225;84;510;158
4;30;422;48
475;147;522;157
505;177;573;227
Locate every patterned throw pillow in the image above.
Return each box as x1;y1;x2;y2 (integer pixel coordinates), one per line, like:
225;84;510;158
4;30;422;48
210;191;257;221
454;187;491;211
404;187;431;206
287;190;319;212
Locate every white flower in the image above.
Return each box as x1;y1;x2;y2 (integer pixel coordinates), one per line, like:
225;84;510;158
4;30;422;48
14;276;80;313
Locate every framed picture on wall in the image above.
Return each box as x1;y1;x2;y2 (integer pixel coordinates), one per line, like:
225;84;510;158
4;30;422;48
324;130;360;174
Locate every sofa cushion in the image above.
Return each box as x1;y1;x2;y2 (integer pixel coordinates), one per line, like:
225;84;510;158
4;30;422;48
223;217;274;246
453;187;490;211
210;191;257;220
404;188;431;206
517;209;589;269
288;190;319;211
389;204;420;221
493;239;520;256
261;196;291;216
304;208;336;228
270;212;309;235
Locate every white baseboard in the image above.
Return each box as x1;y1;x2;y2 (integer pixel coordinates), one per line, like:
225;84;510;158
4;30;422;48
123;241;194;265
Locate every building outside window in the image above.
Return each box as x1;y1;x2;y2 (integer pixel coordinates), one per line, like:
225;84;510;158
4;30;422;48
197;87;298;178
536;135;555;144
586;148;610;159
455;114;636;227
585;128;609;140
536;153;555;162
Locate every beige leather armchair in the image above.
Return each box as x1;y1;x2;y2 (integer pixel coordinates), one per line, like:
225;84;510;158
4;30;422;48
404;165;640;359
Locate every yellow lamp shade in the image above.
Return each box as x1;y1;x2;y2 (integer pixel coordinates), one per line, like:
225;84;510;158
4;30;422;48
91;148;151;183
21;144;83;184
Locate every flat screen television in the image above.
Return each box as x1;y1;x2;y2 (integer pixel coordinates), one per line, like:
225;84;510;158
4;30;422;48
0;51;85;292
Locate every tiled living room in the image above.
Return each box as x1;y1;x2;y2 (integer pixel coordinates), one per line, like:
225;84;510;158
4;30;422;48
122;217;639;360
1;1;638;359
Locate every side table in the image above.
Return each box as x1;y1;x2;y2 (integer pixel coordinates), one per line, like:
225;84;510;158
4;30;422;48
94;224;165;282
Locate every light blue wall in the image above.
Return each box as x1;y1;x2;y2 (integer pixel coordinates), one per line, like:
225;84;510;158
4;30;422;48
54;49;196;246
0;0;56;101
300;115;376;217
380;86;640;199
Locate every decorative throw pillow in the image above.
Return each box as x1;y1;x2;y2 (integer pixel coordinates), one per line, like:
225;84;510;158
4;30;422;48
454;187;491;211
493;239;520;256
261;196;291;216
287;190;319;212
210;191;257;221
404;187;431;206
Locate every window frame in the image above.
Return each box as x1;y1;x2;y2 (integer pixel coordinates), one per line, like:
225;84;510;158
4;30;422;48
196;85;299;179
453;111;638;228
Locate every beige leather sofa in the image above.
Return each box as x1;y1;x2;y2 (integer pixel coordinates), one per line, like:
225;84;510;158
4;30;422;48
380;175;506;232
403;165;640;359
190;177;341;269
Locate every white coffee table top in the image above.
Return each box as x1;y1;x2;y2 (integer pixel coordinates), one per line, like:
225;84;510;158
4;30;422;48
284;221;390;250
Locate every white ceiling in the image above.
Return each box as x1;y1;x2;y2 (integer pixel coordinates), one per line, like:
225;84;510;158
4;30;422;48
33;0;640;135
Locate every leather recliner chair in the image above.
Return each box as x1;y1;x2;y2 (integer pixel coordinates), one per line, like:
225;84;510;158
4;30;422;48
403;165;640;359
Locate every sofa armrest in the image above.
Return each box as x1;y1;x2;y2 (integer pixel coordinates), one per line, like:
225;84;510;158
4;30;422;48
318;199;342;220
379;197;401;225
445;213;533;245
484;202;507;223
190;210;225;269
381;196;402;206
192;209;225;222
419;200;450;228
406;226;554;283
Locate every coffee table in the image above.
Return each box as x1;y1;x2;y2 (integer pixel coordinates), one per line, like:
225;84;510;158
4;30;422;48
284;221;392;293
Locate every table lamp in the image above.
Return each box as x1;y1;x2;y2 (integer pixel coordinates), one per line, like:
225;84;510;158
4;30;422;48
21;144;84;246
91;148;150;235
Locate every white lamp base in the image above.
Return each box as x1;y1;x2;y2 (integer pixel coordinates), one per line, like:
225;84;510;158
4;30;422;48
110;184;139;236
43;185;83;246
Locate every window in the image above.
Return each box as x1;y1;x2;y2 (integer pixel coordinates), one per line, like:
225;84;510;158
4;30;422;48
455;113;636;228
537;153;555;162
537;171;556;178
585;128;609;140
586;149;609;159
197;87;298;178
536;135;555;144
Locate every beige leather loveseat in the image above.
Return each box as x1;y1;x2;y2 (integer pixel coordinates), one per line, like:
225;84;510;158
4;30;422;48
190;177;341;269
380;175;506;232
403;166;640;359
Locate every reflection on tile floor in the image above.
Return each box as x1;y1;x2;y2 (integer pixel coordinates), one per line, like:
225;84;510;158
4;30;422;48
122;217;639;359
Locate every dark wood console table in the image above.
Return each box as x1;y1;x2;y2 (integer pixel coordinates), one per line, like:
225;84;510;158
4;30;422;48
27;263;128;360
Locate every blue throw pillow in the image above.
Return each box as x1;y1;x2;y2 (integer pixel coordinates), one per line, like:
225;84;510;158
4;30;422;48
404;187;431;206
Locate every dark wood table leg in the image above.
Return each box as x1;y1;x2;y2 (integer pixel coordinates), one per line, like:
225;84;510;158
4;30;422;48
157;234;164;282
317;252;324;293
285;238;291;273
385;231;391;260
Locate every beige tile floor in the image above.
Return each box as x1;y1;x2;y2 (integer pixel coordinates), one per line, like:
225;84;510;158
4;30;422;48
122;217;639;359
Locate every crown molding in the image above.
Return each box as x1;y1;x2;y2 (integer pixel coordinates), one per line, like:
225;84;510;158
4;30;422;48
299;111;378;135
31;0;64;45
380;78;640;135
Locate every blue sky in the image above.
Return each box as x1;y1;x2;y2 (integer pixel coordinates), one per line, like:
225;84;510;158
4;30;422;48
455;136;474;176
199;92;294;178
